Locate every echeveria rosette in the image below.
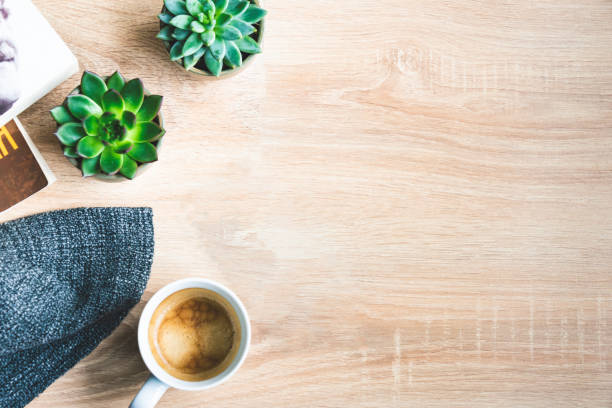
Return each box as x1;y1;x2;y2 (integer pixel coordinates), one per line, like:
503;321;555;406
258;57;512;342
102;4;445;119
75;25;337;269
50;71;165;180
157;0;267;76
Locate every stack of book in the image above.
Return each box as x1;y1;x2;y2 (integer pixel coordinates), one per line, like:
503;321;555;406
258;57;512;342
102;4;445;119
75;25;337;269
0;0;78;213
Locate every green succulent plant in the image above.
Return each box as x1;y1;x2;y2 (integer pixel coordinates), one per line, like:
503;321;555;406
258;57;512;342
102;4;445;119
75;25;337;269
157;0;267;76
50;71;165;179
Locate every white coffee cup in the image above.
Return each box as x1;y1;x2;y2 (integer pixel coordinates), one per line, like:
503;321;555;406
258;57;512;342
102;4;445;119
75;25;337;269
130;278;251;408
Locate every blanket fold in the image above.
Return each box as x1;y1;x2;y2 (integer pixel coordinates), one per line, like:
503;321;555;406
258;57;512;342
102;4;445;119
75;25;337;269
0;207;154;408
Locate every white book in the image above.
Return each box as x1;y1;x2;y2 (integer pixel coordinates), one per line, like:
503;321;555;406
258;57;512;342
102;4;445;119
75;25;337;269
0;0;78;127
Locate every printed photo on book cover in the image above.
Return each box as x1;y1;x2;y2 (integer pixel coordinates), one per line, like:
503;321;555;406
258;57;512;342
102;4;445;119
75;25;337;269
0;0;19;115
0;0;76;124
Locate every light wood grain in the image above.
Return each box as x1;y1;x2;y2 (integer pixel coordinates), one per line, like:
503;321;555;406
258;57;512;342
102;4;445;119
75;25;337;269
2;0;612;406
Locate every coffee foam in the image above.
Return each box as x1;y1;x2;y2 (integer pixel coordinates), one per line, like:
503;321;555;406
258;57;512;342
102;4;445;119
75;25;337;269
148;288;241;382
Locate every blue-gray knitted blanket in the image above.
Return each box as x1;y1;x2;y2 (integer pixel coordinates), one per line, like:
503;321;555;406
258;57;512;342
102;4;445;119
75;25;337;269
0;208;154;408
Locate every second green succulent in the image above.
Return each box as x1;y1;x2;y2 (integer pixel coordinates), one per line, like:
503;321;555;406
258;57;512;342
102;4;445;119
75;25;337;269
157;0;267;76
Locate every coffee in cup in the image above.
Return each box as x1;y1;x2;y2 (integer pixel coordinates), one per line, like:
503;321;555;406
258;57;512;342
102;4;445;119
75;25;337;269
148;288;241;382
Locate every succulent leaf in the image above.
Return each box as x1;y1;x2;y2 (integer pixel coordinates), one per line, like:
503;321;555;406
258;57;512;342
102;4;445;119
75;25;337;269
121;79;145;113
102;89;125;116
100;146;124;174
229;19;255;36
184;47;206;70
190;20;206;33
214;0;228;15
67;95;102;120
120;156;138;179
128;142;158;163
209;37;226;60
224;40;242;67
118;125;128;140
50;106;75;125
226;0;248;16
186;0;205;15
157;25;173;41
183;32;204;56
235;35;261;53
201;0;216;13
136;95;163;122
64;146;80;158
129;122;164;143
113;140;134;154
204;48;222;76
81;71;107;107
106;71;126;92
122;111;137;128
81;157;100;177
164;0;188;15
170;15;194;29
196;12;208;24
201;31;215;46
83;115;101;136
56;123;86;147
158;12;173;24
170;41;185;60
225;0;239;11
172;28;191;40
216;13;231;26
77;136;105;158
218;25;242;40
206;7;215;22
241;5;266;23
100;112;116;125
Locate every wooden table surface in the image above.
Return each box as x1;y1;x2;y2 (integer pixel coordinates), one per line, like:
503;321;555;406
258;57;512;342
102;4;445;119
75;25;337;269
3;0;612;406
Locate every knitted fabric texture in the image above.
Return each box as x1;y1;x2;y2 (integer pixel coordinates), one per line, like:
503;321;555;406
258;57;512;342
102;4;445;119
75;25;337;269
0;207;154;408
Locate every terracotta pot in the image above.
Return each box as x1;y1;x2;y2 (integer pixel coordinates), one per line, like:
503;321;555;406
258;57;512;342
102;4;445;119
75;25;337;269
61;84;165;183
160;0;265;78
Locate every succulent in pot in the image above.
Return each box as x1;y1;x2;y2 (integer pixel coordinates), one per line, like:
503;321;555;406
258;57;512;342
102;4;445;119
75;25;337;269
50;71;165;180
157;0;267;77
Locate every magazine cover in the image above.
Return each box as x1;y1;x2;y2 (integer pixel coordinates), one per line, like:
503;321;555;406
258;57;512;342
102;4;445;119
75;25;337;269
0;0;78;126
0;118;55;213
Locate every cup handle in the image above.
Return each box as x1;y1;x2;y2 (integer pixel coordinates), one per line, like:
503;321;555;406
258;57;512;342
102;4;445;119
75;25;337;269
129;375;169;408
